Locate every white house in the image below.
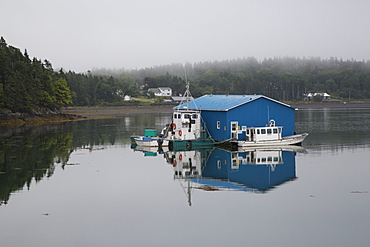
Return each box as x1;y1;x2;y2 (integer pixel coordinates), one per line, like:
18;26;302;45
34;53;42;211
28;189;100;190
148;87;172;97
304;92;330;101
124;95;132;101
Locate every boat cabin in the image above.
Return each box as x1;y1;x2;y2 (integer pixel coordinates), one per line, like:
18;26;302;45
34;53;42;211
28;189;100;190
170;110;202;140
245;120;282;142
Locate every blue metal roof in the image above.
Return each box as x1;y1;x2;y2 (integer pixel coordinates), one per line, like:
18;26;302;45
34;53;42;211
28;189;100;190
174;94;291;111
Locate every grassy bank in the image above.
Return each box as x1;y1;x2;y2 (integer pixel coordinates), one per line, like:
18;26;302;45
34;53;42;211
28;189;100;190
2;101;370;127
0;116;83;127
62;105;174;117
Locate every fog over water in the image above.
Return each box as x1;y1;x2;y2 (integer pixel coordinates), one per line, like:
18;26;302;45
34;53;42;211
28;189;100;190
1;0;370;72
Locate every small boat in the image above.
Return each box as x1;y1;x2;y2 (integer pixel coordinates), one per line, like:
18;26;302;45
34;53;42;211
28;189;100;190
235;120;308;147
131;133;170;147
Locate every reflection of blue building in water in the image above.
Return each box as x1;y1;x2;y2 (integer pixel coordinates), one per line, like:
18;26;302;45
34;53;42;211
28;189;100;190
159;146;299;194
197;148;297;193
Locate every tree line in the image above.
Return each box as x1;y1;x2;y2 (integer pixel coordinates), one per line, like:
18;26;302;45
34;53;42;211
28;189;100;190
117;57;370;100
2;36;370;113
0;37;72;112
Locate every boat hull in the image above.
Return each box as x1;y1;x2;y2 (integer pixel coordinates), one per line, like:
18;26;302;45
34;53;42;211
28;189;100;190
132;136;170;147
237;133;308;147
168;139;215;151
131;136;216;150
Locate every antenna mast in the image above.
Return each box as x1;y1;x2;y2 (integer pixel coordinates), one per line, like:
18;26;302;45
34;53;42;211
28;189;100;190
180;64;194;109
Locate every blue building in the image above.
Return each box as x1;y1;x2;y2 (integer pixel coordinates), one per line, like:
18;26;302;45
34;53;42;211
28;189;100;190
175;95;295;141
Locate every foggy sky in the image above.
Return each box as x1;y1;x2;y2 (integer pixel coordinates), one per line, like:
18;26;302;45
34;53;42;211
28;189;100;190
1;0;370;73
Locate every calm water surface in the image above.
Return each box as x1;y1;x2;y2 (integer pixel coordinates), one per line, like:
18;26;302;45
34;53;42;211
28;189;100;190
1;108;369;247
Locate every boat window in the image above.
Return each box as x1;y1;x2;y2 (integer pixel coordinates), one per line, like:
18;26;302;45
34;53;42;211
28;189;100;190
217;121;221;129
246;129;249;134
257;129;260;134
261;129;266;134
273;128;278;134
184;114;190;119
231;123;237;131
176;114;181;119
192;114;198;119
174;114;177;119
267;128;272;134
268;157;272;162
273;157;279;162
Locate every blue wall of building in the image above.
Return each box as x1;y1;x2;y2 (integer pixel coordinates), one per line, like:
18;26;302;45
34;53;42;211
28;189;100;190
201;110;227;141
201;97;295;141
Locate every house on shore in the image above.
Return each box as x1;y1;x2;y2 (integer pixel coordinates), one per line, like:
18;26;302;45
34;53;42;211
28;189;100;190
148;87;172;97
304;92;330;101
174;95;295;142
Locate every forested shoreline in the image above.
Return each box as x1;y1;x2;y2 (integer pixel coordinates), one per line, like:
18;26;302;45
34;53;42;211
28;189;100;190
2;37;370;117
0;37;72;113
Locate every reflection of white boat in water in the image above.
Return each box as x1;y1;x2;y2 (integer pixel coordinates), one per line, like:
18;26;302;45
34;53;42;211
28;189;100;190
165;149;204;206
132;144;169;156
238;145;307;154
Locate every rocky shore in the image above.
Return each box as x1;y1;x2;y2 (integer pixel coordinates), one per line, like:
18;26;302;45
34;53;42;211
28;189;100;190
291;102;370;109
1;102;369;127
0;108;83;127
62;105;174;116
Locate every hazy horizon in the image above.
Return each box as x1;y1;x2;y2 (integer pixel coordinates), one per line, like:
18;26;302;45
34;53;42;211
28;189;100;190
2;0;370;73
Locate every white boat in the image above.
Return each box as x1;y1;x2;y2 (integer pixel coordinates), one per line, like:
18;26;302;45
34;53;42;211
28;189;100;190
236;120;308;147
132;144;169;153
132;136;170;147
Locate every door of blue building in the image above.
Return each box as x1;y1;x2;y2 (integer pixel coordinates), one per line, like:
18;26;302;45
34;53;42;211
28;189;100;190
231;121;238;139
